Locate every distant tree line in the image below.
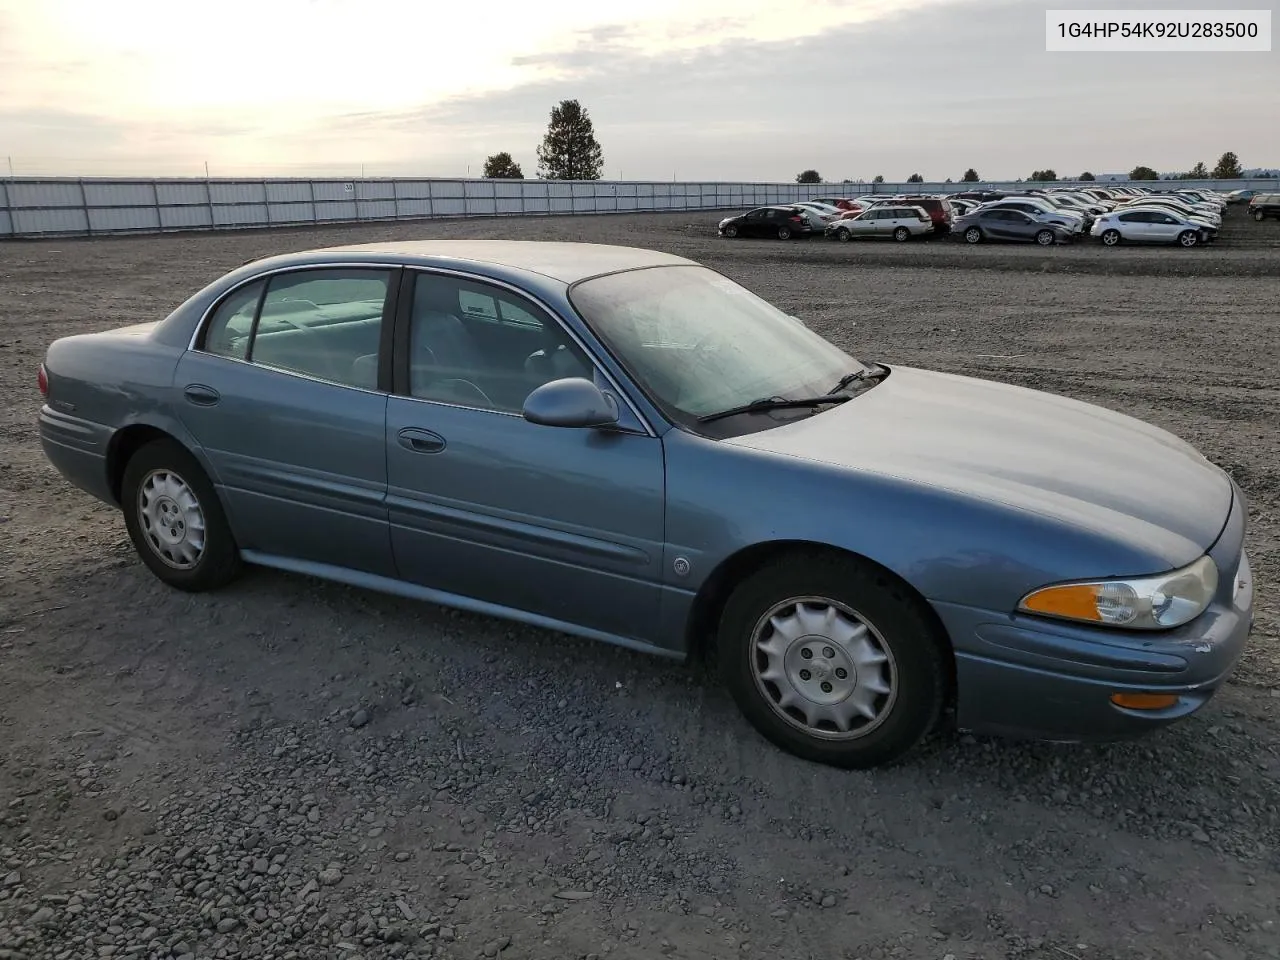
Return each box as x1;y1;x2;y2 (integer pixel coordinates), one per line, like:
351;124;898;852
484;128;1255;183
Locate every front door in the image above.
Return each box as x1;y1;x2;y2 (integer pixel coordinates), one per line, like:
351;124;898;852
384;269;667;645
173;266;397;576
1148;212;1183;241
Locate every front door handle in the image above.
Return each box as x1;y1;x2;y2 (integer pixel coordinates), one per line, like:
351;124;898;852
397;427;446;454
183;384;220;406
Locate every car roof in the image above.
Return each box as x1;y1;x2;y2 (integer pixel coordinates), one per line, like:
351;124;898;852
308;239;696;284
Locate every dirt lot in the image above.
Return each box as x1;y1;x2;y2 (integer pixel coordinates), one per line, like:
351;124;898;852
2;209;1279;960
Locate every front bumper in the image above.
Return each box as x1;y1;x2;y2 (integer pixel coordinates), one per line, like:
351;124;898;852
937;486;1253;742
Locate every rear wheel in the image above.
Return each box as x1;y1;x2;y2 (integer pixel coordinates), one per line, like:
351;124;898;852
1178;230;1199;248
718;552;948;769
892;226;910;242
121;438;241;592
1101;229;1121;246
777;226;793;240
1035;229;1055;246
963;226;982;244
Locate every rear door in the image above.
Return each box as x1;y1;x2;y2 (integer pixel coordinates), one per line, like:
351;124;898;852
173;266;398;576
981;210;1012;240
383;269;667;644
1117;211;1152;241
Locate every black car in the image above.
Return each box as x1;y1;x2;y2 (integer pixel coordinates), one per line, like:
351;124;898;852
1247;193;1280;221
718;206;813;240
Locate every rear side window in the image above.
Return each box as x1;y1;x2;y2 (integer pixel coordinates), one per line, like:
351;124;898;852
202;280;265;360
199;269;392;390
250;269;392;388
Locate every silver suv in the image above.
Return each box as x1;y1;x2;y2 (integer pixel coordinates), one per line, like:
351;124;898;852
826;205;933;242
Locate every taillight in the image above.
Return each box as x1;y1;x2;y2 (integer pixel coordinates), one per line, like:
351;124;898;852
790;215;804;222
37;363;48;397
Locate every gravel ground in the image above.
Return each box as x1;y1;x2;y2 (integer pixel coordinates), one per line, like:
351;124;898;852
2;209;1279;960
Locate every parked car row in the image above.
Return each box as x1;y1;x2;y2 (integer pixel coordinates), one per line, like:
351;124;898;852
717;184;1252;249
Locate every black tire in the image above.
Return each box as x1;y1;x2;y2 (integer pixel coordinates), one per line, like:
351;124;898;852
1101;229;1121;246
723;224;738;238
892;226;910;242
1035;229;1055;246
777;226;793;240
963;226;982;244
1253;210;1264;222
717;551;949;769
835;227;851;242
121;438;242;592
1178;229;1199;248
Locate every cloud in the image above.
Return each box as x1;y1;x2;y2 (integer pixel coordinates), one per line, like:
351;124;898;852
308;0;1278;180
1;0;1275;179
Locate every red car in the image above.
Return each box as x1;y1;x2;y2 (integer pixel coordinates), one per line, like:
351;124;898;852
813;197;861;211
898;196;955;233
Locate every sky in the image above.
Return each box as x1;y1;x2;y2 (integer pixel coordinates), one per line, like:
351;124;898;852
0;0;1276;181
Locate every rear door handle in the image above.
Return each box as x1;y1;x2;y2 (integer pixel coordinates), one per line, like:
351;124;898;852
397;427;446;454
183;384;220;406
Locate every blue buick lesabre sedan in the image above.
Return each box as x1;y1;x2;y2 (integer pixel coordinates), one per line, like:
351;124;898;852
37;240;1253;768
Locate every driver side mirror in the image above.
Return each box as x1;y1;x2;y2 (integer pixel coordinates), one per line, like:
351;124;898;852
522;377;619;428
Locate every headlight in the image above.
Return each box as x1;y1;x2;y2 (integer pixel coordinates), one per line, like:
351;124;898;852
1018;555;1218;631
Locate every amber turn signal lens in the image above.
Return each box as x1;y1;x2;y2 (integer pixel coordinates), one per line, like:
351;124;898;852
1110;692;1178;710
1021;583;1105;621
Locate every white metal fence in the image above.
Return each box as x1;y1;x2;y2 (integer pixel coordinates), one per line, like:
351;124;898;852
2;176;1276;239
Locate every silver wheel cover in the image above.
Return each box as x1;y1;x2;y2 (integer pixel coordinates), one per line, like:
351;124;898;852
137;468;207;570
750;597;898;741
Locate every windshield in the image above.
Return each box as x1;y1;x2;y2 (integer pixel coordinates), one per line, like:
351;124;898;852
569;265;867;426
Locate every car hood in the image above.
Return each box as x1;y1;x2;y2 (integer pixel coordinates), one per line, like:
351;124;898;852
725;366;1232;567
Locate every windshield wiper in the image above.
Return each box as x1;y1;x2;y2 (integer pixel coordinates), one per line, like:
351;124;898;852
696;394;851;424
827;364;888;395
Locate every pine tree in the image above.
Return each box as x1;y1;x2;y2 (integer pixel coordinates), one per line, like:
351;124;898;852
536;100;604;180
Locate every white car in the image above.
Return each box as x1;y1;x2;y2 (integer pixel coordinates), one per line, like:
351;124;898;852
792;202;842;231
1091;207;1214;247
1050;193;1111;215
1117;198;1221;227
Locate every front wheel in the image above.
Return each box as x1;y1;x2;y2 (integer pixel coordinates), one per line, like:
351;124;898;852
121;438;242;592
963;227;982;244
1101;229;1121;246
892;226;910;242
722;224;739;238
777;226;793;240
1178;230;1199;248
718;552;949;769
1253;210;1265;222
835;227;851;242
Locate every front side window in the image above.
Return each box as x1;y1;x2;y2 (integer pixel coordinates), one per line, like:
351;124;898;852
407;273;592;413
201;268;391;389
569;266;867;428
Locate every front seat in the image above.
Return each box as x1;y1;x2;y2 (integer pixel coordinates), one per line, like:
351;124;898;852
410;280;490;402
